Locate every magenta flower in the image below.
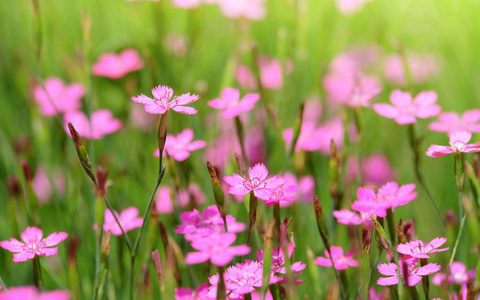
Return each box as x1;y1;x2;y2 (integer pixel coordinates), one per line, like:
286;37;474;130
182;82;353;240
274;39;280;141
64;109;122;140
314;246;358;270
377;259;441;286
377;182;417;210
208;87;260;118
185;232;250;266
432;261;476;286
92;49;144;79
333;209;371;227
259;57;284;90
0;227;68;263
155;184;205;214
397;237;449;259
263;180;299;207
33;77;85;116
373;89;441;124
153;129;206;161
257;243;306;283
217;0;266;20
0;286;70;300
174;283;209;300
426;131;480;157
383;53;440;86
131;85;200;115
224;163;284;200
282;172;315;204
102;207;143;236
346;154;395;186
429;110;480;134
351;187;389;218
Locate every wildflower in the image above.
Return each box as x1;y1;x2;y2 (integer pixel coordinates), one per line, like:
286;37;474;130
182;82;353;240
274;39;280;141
257;243;306;282
429;110;480;134
377;259;441;286
154;129;206;161
373;89;441;124
0;286;70;299
351;187;389;218
258;57;284;90
426;131;480;157
432;261;476;286
377;182;417;210
92;49;144;79
33;77;85;116
333;209;371;226
282;172;315;204
368;287;389;300
63;109;122;140
131;85;200;115
0;227;68;262
313;246;358;270
208;87;260;118
102;207;143;236
383;53;440;86
329;46;380;74
174;283;209;300
397;237;449;259
217;0;266;20
345;153;395;186
185;232;250;266
32;167;65;205
224;163;284;200
262;180;299;207
235;65;258;90
155;184;205;214
334;0;374;15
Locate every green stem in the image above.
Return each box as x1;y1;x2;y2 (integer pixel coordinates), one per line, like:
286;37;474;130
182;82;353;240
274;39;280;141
0;271;6;290
448;212;467;267
386;210;397;246
234;116;249;167
33;256;43;289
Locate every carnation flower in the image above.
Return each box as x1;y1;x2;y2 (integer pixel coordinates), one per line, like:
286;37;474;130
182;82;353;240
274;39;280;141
154;129;206;161
131;85;200;115
33;77;85;116
63;109;122;140
92;49;144;79
314;246;358;270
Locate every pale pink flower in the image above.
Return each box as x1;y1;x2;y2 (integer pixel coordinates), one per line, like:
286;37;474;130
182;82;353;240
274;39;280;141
217;0;266;20
64;109;122;140
0;286;70;300
426;131;480;157
32;168;65;205
334;0;374;15
303;96;323;123
155;184;205;214
377;259;441;286
351;187;389;218
397;237;449;259
131;85;200;115
377;182;417;210
259;57;284;90
346;154;395;186
263;180;299;207
92;49;144;79
154;129;206;161
102;207;143;236
283;172;315;203
373;89;441;125
208;87;260;118
383;53;441;86
329;46;380;74
185;232;250;266
33;77;85;116
429;110;480;134
130;103;156;131
432;261;476;286
224;163;284;200
333;209;372;226
174;283;210;300
172;0;202;8
0;227;68;263
235;65;258;90
314;246;358;270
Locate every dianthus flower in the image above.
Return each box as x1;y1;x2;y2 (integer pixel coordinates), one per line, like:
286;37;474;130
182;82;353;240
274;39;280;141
397;237;448;259
63;109;122;140
33;77;85;116
333;209;372;227
373;89;440;124
426;131;480;157
429;110;480;134
377;182;417;210
0;227;68;263
154;129;206;161
131;85;199;115
224;163;284;201
174;283;209;300
263;180;299;207
0;286;70;300
383;53;440;86
377;258;441;286
208;87;260;118
102;207;143;236
314;246;358;270
92;49;144;79
432;261;476;286
155;184;205;214
257;243;306;283
351;187;389;218
345;153;395;186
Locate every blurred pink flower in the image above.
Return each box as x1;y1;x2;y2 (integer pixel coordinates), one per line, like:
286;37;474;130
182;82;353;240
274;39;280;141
259;57;284;90
346;153;395;186
185;232;250;266
33;77;85;116
351;187;389;218
92;49;144;79
426;131;480;157
432;261;476;286
314;246;358;270
303;95;323;123
329;46;380;74
383;53;441;86
154;129;206;161
217;0;266;20
377;182;417;210
257;243;306;283
224;163;284;200
64;109;122;140
102;207;143;236
172;0;202;8
32;168;65;205
397;237;449;259
166;34;187;57
0;227;68;263
131;85;200;115
283;172;315;203
368;287;388;300
155;184;205;214
174;283;209;300
0;286;70;300
374;89;440;124
235;65;258;90
129;104;156;131
334;0;374;15
333;209;371;226
429;110;480;134
377;259;441;286
208;87;260;118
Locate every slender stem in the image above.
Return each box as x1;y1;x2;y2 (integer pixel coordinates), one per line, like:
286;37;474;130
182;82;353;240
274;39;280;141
103;194;133;252
33;256;43;289
234;116;249;167
386;210;397;246
448;212;467;267
0;271;6;291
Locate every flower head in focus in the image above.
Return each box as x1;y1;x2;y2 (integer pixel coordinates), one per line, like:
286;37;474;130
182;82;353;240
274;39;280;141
102;207;143;236
396;237;449;259
92;49;144;79
0;227;68;262
154;129;206;161
351;187;389;218
208;87;260;118
64;109;122;140
33;77;85;116
377;258;441;286
377;182;417;210
131;85;200;115
426;131;480;157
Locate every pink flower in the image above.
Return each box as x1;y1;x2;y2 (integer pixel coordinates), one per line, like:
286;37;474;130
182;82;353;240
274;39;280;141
172;0;202;8
334;0;374;15
64;109;122;140
397;237;449;259
377;259;441;286
377;182;417;210
351;187;389;218
102;207;143;236
130;104;156;131
0;227;68;263
185;232;250;266
224;163;284;200
426;131;480;157
0;286;70;300
368;287;389;300
333;209;371;226
153;129;206;161
259;57;284;90
32;168;65;205
283;172;315;203
92;49;144;79
217;0;266;20
235;65;258;90
314;246;358;270
262;180;299;207
346;153;395;186
166;34;187;57
432;261;476;286
174;283;210;300
208;87;260;118
33;77;85;116
131;85;200;115
155;184;205;214
383;53;441;86
257;243;306;283
429;110;480;134
329;46;380;74
373;90;441;124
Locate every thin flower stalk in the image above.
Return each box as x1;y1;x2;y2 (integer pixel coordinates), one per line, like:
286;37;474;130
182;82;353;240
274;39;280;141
262;218;275;298
282;101;304;173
